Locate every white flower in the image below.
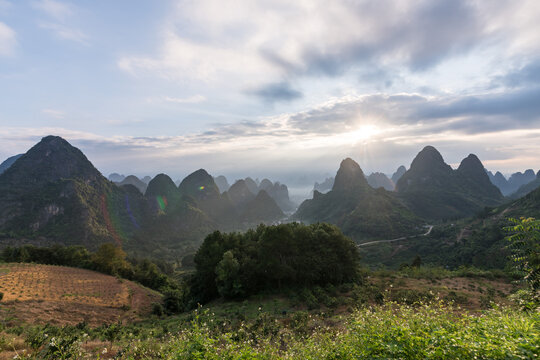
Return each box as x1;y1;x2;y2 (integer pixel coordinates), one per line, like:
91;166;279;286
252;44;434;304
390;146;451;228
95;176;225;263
102;348;108;354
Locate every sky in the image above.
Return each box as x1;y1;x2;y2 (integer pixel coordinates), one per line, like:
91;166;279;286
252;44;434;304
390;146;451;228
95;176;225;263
1;0;540;193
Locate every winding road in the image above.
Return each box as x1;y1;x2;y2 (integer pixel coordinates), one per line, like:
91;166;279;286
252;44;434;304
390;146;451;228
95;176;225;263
358;225;433;247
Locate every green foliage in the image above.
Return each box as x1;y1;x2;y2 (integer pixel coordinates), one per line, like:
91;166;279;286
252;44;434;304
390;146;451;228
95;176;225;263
215;250;243;298
191;223;360;304
14;303;539;359
91;243;131;277
505;217;540;309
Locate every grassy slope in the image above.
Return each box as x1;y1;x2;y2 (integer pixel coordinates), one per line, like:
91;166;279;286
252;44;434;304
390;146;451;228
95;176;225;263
1;267;536;359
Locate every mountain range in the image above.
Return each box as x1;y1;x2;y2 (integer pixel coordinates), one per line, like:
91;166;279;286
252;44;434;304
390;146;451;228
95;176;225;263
396;147;504;220
1;136;538;263
0;136;285;258
294;158;421;241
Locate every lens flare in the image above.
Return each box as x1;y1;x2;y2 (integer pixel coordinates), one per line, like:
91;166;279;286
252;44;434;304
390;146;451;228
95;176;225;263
199;186;205;190
125;194;140;229
100;194;123;247
156;195;168;210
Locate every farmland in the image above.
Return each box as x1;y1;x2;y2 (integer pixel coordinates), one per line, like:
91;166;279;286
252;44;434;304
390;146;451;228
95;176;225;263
0;263;160;326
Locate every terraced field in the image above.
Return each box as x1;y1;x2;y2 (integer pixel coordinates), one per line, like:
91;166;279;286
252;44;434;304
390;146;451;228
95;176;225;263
0;263;161;326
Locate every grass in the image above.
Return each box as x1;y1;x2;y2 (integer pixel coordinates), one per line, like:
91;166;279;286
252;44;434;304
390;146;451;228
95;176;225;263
3;302;537;359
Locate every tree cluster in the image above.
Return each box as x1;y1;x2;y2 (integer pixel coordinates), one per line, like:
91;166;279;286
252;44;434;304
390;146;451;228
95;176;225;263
189;222;360;303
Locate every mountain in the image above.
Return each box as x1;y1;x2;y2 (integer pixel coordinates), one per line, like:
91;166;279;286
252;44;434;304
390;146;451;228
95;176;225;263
226;179;255;210
487;170;511;195
456;154;503;201
294;158;421;242
244;177;259;194
214;175;230;193
240;190;284;223
367;172;394;191
0;136;147;248
108;173;125;182
145;173;181;211
0;154;23;174
333;158;371;192
178;169;236;222
258;178;296;212
396;147;504;220
313;177;334;193
510;171;540;199
391;165;406;184
141;176;152;184
507;170;536;194
117;175;147;194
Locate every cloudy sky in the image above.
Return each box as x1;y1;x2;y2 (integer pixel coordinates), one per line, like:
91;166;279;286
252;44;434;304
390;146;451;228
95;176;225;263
1;0;540;191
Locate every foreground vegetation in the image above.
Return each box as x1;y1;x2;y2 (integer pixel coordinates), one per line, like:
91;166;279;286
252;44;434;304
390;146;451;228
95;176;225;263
0;219;538;359
1;302;537;359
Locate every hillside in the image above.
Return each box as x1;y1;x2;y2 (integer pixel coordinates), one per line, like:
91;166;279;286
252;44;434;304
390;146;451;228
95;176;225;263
509;171;540;199
361;183;540;269
0;263;160;326
294;158;422;241
0;136;148;248
396;147;504;220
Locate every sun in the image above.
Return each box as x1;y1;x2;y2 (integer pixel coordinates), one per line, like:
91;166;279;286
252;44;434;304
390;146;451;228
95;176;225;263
342;125;381;144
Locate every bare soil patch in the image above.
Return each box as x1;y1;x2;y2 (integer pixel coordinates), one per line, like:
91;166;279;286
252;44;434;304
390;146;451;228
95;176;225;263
0;263;160;326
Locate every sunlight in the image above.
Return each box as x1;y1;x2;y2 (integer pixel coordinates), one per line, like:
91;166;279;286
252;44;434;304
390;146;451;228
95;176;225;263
341;125;382;144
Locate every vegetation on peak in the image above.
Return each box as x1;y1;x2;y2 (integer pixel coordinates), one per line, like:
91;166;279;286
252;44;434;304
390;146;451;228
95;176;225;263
332;157;369;192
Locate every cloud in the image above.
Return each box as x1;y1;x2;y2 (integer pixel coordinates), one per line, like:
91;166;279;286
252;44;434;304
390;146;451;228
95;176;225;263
497;60;540;88
41;108;65;119
39;22;88;44
32;0;73;20
116;0;540;94
32;0;88;44
249;81;303;103
0;21;16;57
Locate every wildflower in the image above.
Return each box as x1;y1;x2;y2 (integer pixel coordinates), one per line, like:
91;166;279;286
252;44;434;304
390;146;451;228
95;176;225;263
102;348;108;354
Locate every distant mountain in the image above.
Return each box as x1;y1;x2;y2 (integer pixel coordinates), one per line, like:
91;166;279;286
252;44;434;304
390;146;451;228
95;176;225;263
240;190;284;223
214;175;230;193
141;176;152;184
507;170;536;194
116;175;147;194
367;172;394;191
244;177;259;194
108;173;125;182
145;173;181;211
391;165;406;184
258;178;296;212
0;136;147;248
396;147;504;220
226;179;255;210
179;169;236;222
487;170;511;195
0;154;23;174
457;154;503;201
295;158;421;241
313;177;334;193
509;171;540;199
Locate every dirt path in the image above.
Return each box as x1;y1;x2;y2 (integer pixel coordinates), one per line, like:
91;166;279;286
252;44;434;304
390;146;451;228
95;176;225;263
358;225;433;247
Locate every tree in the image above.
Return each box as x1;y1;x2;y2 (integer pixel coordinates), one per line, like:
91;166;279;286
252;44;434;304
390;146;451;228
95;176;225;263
505;217;540;308
215;250;243;298
91;243;131;276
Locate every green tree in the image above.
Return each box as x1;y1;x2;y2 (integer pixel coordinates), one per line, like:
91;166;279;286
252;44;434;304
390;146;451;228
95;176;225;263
505;217;540;307
215;250;243;298
91;243;131;276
